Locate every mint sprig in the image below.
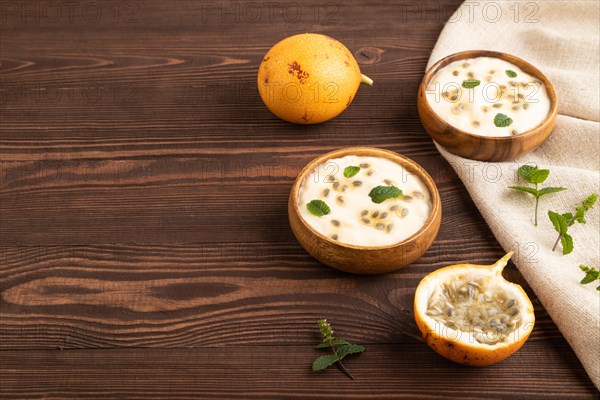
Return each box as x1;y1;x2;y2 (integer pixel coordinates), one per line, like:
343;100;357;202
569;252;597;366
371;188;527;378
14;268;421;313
494;113;513;128
506;70;517;78
579;265;600;291
509;165;566;226
462;79;481;89
548;193;597;255
343;166;360;178
312;319;364;379
307;200;330;217
368;185;402;204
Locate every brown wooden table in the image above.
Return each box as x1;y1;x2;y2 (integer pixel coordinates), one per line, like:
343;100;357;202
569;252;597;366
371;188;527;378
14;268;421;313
1;0;598;398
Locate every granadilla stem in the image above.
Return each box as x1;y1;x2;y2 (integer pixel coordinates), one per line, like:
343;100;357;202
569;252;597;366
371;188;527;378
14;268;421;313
361;74;373;86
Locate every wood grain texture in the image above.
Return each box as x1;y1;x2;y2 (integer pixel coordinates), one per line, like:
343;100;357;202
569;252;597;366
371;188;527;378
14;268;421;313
1;344;598;400
1;0;597;398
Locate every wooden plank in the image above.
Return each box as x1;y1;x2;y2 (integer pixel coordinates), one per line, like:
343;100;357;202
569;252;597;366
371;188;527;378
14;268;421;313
0;243;560;349
1;344;597;399
1;0;596;395
1;155;488;245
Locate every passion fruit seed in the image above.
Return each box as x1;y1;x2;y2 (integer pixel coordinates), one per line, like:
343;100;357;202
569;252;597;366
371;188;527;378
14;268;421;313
371;211;379;218
336;195;344;205
380;212;388;219
426;276;522;345
451;102;465;115
331;219;340;227
361;218;370;225
376;223;385;230
322;188;330;197
353;180;362;187
361;210;368;216
360;163;370;168
331;234;338;240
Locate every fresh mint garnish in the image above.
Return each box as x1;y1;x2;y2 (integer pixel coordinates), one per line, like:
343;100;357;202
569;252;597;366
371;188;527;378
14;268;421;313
506;70;517;78
548;193;597;254
508;165;566;225
494;113;513;127
307;200;331;217
343;166;360;178
312;319;364;379
579;265;600;291
462;79;481;89
368;185;403;204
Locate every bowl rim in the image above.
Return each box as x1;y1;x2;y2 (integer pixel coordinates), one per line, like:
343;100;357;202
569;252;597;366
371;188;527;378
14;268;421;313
290;146;442;251
419;50;558;141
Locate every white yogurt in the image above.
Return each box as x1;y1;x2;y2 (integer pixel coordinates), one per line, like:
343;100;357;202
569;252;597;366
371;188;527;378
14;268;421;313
298;155;432;247
425;57;551;137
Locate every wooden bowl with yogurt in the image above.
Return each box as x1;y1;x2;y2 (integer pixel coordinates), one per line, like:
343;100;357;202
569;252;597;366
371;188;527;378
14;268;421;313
418;50;558;161
288;147;441;274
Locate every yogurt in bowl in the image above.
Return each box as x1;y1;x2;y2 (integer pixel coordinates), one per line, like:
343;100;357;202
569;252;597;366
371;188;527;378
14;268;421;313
288;147;442;275
425;56;551;137
298;155;432;247
417;50;558;161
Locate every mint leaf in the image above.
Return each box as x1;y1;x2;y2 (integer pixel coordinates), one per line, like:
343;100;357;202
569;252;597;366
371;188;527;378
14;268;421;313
462;79;481;89
561;233;574;255
529;169;550;184
573;194;598;224
312;354;339;372
582;193;598;211
579;265;600;285
307;200;330;217
537;187;567;196
315;339;351;349
516;164;552;185
336;344;365;358
368;185;402;204
494;113;513;128
509;185;539;196
548;211;568;234
506;70;517;78
343;166;360;178
518;165;538;183
574;207;586;224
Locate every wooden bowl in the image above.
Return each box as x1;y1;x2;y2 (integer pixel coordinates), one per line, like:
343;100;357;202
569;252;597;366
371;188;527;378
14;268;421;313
417;50;558;161
288;147;442;274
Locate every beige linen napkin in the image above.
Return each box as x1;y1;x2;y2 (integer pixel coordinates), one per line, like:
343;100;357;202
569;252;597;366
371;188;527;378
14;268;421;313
426;0;600;388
